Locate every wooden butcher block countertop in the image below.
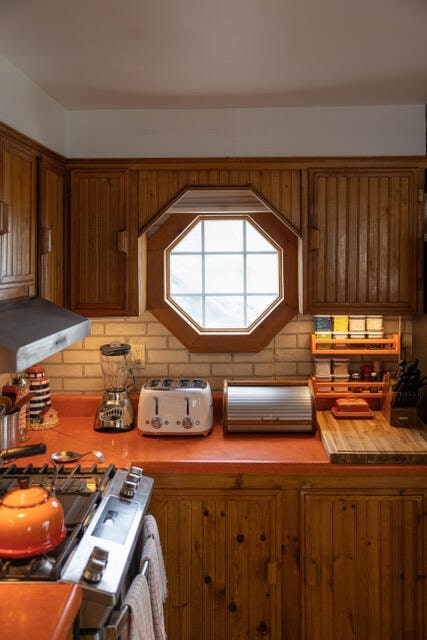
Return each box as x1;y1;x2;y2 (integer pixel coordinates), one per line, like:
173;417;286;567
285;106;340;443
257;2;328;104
317;410;427;463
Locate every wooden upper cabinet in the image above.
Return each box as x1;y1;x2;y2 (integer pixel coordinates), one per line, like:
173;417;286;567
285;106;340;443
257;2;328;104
304;167;424;314
38;156;67;306
70;169;139;316
0;137;37;300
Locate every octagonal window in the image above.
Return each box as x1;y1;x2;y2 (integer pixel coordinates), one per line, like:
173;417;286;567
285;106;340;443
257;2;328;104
167;217;282;331
145;187;300;352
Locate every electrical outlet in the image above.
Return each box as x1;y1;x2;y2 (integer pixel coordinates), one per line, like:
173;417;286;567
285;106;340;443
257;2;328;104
132;344;146;368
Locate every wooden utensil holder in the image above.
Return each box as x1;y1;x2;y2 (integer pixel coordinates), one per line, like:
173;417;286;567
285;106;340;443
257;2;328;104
382;389;418;428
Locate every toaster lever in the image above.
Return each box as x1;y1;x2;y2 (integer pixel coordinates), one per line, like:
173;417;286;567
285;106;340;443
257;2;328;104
182;396;193;429
151;395;163;429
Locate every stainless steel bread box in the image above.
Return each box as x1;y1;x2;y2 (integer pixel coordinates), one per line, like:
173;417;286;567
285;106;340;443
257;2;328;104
223;380;316;434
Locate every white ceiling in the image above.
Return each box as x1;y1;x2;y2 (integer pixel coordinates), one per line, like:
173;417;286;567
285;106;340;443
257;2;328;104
0;0;426;110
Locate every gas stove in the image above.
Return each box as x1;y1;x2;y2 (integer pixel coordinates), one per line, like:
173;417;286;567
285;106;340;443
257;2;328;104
0;462;154;638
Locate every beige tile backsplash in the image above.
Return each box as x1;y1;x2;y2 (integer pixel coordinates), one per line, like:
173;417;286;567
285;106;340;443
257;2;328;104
0;312;408;396
0;313;412;396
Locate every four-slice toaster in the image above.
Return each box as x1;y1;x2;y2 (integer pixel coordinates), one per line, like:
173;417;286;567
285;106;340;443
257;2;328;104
137;378;214;436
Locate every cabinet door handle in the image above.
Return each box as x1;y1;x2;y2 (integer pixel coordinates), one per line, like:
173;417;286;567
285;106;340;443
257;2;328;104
309;228;319;250
0;202;9;235
40;227;52;254
117;229;128;254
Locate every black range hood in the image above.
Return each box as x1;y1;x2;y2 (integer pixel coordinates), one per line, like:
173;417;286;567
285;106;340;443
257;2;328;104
0;297;91;373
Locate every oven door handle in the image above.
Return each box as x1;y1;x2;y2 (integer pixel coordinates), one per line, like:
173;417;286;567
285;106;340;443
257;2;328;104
104;605;130;640
104;559;150;640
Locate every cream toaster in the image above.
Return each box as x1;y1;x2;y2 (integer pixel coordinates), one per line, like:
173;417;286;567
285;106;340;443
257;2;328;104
137;378;214;435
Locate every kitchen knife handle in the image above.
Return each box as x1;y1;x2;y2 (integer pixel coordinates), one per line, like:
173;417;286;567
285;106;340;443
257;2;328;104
0;443;47;460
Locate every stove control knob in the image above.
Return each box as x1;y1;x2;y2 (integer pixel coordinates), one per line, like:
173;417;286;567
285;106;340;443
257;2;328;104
182;416;193;429
82;558;105;583
92;546;109;566
126;472;141;485
120;480;137;498
129;466;143;477
151;416;163;429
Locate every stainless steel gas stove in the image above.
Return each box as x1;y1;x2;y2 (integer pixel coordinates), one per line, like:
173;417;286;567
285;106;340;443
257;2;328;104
0;462;154;639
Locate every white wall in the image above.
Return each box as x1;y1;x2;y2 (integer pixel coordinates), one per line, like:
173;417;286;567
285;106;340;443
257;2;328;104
0;54;66;155
0;50;425;158
66;104;426;158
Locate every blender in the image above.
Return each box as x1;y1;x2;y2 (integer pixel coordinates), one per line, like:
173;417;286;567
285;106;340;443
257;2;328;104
94;342;135;431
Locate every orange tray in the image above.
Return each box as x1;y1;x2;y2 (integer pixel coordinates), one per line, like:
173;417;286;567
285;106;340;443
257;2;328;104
331;407;374;419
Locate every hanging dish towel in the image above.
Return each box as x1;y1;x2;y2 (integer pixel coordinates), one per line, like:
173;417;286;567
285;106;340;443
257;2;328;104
142;536;167;640
124;573;155;640
143;515;167;601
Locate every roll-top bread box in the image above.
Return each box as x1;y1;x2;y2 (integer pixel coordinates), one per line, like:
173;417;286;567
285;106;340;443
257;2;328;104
223;380;316;434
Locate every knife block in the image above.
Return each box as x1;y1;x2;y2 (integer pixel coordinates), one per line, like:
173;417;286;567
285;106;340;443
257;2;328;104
382;390;418;428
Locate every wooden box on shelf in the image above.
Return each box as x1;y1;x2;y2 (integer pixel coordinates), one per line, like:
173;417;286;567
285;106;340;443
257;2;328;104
310;376;388;411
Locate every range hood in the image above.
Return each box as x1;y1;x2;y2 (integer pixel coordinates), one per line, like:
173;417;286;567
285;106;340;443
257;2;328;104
0;297;91;373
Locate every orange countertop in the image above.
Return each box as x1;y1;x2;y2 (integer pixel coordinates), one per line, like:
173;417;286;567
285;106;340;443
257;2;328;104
0;583;81;640
7;394;427;476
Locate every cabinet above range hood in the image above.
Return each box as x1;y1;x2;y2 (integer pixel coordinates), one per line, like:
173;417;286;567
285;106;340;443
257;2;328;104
0;297;91;373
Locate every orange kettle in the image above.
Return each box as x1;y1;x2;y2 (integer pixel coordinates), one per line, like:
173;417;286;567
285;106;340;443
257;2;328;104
0;480;66;558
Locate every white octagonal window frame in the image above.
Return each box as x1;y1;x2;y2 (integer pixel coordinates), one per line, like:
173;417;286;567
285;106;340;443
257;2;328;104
166;215;283;334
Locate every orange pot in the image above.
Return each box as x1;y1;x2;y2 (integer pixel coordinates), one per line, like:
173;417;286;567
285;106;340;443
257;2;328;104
0;481;66;558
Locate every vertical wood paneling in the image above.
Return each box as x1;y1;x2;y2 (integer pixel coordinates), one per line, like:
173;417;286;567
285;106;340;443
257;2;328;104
0;138;37;299
149;490;281;640
38;157;66;305
302;491;424;640
307;168;422;313
137;164;302;234
70;169;139;315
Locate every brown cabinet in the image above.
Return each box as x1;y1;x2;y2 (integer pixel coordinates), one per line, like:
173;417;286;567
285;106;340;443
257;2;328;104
150;473;426;640
301;489;426;640
69;169;139;316
305;168;424;314
38;156;67;306
150;486;282;640
0;137;37;300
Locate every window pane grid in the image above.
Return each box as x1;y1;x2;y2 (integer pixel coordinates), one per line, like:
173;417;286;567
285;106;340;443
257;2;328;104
169;218;280;329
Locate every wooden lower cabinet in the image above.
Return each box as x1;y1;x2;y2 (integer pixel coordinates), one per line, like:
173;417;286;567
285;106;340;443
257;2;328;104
149;475;426;640
301;489;425;640
149;487;282;640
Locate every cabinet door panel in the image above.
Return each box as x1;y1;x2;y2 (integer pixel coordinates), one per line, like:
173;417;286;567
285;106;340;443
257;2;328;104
306;169;423;313
0;138;37;299
150;489;282;640
70;170;138;316
302;490;425;640
38;157;66;306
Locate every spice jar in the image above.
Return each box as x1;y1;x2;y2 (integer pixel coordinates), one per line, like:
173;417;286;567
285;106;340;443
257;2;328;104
350;372;363;393
370;372;379;393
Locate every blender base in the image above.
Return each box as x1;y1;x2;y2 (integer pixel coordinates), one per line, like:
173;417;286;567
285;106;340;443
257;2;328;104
94;390;135;432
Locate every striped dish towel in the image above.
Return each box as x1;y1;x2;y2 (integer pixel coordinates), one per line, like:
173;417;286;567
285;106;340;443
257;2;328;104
141;536;167;640
124;573;155;640
143;515;167;602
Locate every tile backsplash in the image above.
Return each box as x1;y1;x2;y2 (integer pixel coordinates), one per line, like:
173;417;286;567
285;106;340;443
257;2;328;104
0;312;413;396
